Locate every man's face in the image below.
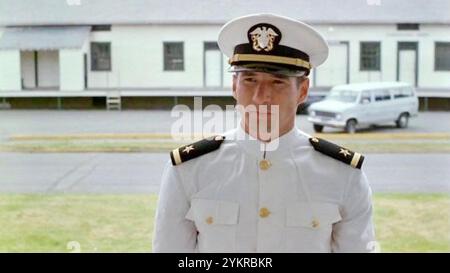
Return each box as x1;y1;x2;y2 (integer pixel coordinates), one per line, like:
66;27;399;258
232;71;309;140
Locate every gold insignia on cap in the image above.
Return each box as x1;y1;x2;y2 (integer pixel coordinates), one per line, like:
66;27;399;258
339;148;351;158
182;145;194;154
249;26;279;52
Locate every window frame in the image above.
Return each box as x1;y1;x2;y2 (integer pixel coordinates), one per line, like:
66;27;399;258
360;42;381;71
434;42;450;71
90;42;111;71
163;42;185;71
374;89;391;102
92;25;111;31
397;24;420;31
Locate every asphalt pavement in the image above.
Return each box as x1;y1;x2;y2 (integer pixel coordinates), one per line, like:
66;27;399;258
1;110;449;194
0;152;448;194
1;110;450;142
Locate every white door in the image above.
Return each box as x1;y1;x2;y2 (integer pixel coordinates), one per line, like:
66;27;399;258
20;51;35;88
37;50;59;88
397;42;417;87
315;42;348;87
204;42;222;87
398;50;416;86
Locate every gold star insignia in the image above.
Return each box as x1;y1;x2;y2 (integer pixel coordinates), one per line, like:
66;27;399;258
182;145;194;154
339;148;351;158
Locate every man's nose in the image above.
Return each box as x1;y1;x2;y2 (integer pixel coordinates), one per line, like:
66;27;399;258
252;83;272;104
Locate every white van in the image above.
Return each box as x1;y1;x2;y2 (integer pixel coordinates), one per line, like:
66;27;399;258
307;82;419;133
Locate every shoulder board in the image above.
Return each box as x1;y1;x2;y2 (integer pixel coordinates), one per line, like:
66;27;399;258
170;135;225;166
309;137;364;169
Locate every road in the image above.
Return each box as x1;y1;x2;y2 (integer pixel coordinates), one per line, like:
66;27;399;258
1;110;450;142
0;152;448;194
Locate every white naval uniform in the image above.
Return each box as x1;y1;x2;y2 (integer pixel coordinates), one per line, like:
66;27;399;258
152;126;375;253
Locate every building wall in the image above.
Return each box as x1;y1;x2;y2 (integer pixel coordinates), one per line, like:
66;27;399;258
313;23;450;88
418;24;450;88
1;23;449;92
60;40;88;91
19;50;60;89
0;50;21;90
87;24;232;89
36;50;59;88
83;23;450;90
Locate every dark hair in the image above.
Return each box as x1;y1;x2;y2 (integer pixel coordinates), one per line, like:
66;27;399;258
296;76;308;88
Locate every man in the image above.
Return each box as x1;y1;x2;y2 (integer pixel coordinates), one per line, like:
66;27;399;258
153;13;375;253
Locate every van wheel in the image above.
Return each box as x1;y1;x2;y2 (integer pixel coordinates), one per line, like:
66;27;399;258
345;119;357;134
313;124;324;133
396;113;409;128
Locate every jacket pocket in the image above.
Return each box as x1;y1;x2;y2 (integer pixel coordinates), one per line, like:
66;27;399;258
286;202;342;229
185;199;239;252
284;202;342;252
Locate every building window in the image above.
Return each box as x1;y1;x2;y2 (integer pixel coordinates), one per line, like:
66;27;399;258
91;42;111;71
397;24;419;31
435;42;450;71
360;42;381;71
164;42;184;71
92;25;111;31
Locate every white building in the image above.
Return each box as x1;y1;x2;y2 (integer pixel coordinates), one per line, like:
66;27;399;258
0;0;449;108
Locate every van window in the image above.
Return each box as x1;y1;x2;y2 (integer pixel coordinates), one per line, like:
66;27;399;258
360;91;372;103
326;90;359;103
374;90;391;101
402;87;414;97
393;87;413;99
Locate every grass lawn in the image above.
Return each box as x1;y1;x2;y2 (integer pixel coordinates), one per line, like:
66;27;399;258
0;193;448;253
2;132;450;153
1;139;450;153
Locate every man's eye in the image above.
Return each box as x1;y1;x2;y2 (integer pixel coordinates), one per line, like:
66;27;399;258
244;78;256;83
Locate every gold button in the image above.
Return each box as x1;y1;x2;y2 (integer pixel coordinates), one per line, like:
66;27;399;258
311;137;319;143
259;207;271;218
214;135;224;141
259;159;271;170
311;219;320;228
205;216;214;225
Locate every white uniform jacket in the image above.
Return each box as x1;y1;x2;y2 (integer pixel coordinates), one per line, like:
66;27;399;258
153;126;375;252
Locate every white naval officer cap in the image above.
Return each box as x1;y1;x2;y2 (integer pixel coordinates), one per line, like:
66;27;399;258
218;13;329;76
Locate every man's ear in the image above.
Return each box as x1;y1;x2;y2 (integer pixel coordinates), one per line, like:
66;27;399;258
297;77;309;105
232;74;237;100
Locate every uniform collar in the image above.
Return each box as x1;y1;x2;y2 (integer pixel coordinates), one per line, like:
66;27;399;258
235;123;310;159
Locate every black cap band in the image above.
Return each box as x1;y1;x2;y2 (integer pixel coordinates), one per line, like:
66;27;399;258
233;43;310;62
